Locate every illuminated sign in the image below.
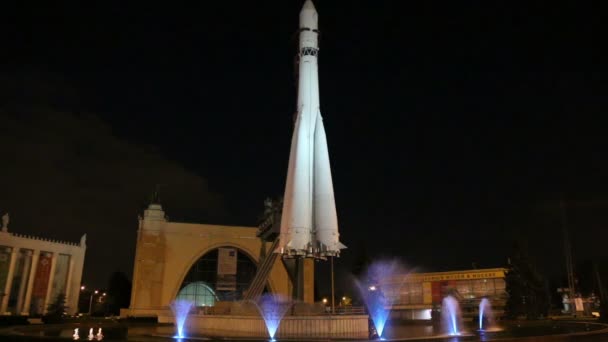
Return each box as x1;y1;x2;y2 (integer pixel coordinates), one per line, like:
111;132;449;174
383;269;506;284
416;271;504;282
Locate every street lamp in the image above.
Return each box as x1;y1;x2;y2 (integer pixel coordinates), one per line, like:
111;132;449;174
89;290;98;315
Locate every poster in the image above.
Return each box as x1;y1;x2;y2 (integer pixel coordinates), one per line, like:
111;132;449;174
216;248;237;291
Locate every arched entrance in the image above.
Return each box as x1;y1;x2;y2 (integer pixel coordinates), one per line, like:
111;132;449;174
125;204;295;318
177;247;265;302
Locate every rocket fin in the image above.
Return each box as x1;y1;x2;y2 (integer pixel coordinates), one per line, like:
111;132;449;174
278;107;313;255
313;111;345;255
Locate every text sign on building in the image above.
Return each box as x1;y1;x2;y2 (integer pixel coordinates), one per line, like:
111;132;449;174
216;248;237;291
419;271;504;282
396;270;506;284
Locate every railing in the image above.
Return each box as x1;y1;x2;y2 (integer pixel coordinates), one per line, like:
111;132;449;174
333;306;367;315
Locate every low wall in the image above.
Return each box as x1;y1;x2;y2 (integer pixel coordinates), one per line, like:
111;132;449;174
121;307;171;318
158;314;369;339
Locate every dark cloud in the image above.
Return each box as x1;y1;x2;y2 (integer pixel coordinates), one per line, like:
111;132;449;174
0;91;224;287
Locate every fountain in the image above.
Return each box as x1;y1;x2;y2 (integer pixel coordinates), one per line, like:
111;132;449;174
96;328;104;341
252;294;292;340
88;328;94;341
355;260;407;339
479;297;495;331
170;299;194;339
73;328;80;340
441;295;462;336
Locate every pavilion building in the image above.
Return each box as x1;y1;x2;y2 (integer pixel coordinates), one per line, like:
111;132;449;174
379;268;507;320
0;218;86;316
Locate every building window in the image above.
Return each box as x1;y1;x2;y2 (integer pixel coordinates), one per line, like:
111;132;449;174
410;283;423;304
456;280;473;299
179;247;258;302
176;281;218;307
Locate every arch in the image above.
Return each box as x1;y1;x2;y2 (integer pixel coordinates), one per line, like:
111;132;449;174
170;242;276;302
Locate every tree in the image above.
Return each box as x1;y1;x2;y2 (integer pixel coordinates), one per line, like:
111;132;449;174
504;240;550;319
106;271;132;316
44;293;67;323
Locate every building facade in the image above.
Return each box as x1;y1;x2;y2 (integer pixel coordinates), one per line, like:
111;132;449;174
0;218;86;316
379;268;507;320
122;203;305;318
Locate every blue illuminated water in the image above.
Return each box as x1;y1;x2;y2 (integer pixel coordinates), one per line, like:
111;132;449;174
252;294;292;339
355;260;407;338
170;299;193;339
479;297;493;331
441;295;461;336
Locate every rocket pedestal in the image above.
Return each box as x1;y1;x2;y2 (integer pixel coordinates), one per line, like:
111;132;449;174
276;0;345;302
282;258;315;303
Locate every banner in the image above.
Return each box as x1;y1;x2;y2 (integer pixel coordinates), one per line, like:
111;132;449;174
32;253;52;297
216;248;237;291
0;247;12;292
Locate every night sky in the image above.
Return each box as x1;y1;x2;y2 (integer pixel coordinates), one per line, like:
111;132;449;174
0;2;604;294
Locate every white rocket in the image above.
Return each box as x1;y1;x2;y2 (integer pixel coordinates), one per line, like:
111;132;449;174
277;0;346;258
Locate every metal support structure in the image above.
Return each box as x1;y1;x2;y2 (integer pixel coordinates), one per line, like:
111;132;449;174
560;199;576;312
331;256;335;314
88;291;98;315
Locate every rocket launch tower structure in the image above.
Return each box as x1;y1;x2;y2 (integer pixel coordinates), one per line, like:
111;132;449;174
277;0;346;259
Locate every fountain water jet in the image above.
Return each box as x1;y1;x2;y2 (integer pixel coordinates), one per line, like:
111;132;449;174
441;296;462;336
252;294;292;340
355;260;408;339
170;299;194;338
479;298;495;331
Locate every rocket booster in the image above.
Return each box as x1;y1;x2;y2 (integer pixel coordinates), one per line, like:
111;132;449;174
277;0;346;258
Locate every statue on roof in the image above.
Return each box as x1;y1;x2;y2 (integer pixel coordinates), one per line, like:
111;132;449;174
1;213;9;232
151;184;164;204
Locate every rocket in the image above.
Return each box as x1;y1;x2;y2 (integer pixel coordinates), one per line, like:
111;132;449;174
277;0;346;258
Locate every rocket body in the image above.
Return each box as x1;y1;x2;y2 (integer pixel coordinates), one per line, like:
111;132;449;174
277;0;345;258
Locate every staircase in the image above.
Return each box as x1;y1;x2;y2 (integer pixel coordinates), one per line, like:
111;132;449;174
244;237;280;300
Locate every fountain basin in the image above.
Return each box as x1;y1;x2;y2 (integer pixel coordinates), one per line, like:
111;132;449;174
157;313;369;339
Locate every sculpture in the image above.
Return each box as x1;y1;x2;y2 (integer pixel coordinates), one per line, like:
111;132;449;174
1;213;9;232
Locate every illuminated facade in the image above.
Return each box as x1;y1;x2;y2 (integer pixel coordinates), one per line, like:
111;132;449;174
0;227;86;316
379;268;507;320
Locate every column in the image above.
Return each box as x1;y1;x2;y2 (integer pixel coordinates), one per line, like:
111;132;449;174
302;258;314;304
21;250;40;315
64;257;75;302
42;252;58;314
1;247;19;314
15;250;32;314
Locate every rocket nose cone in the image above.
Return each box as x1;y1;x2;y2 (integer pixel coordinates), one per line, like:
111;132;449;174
302;0;316;11
299;0;318;29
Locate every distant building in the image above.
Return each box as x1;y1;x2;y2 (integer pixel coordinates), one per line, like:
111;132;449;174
379;268;507;320
0;217;86;316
